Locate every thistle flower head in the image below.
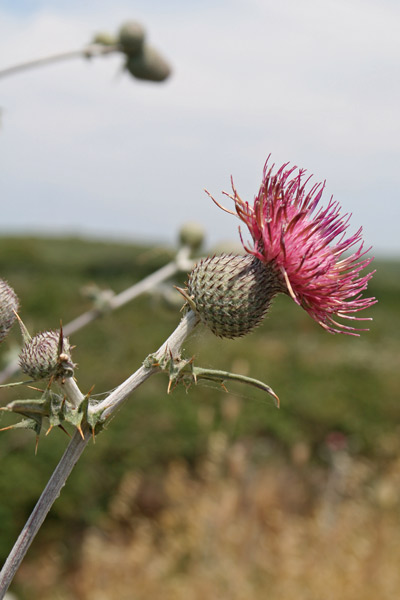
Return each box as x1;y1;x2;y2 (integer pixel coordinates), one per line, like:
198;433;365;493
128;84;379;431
209;158;376;335
19;329;74;380
187;254;284;338
0;279;19;343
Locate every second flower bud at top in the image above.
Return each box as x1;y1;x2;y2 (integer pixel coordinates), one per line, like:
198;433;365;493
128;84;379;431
118;20;171;82
178;222;205;252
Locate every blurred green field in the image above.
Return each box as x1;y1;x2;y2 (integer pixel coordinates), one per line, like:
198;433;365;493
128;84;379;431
0;235;398;598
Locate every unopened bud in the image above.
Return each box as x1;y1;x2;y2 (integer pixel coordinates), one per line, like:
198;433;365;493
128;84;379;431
187;254;284;338
92;32;118;46
118;21;146;56
19;330;74;380
0;279;19;343
179;222;205;252
126;45;171;82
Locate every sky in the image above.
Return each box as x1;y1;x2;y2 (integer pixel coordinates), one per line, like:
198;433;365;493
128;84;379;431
0;0;399;256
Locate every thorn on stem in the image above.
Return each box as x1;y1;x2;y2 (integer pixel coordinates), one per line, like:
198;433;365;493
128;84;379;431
27;385;44;392
58;424;71;437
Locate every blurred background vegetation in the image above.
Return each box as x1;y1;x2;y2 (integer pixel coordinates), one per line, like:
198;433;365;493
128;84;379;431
0;235;398;600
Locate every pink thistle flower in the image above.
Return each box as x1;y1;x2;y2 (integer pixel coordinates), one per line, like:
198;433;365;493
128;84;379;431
209;157;376;335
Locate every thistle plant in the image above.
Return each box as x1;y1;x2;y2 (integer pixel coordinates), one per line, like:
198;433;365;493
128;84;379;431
0;21;377;598
0;157;376;596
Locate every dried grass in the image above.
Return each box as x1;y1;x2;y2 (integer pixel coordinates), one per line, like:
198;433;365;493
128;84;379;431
17;429;400;600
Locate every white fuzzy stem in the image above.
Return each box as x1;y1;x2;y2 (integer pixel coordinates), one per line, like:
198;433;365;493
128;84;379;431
0;427;90;598
90;308;199;420
0;248;194;384
108;247;192;311
0;310;199;597
57;376;85;409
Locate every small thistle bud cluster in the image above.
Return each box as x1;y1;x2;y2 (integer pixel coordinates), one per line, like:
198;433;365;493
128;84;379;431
117;20;171;82
19;330;74;381
187;254;285;339
91;20;171;83
0;279;19;343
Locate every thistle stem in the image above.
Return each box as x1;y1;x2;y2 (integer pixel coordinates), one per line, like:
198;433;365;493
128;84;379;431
0;310;199;597
57;376;85;409
0;247;193;384
0;44;119;80
64;246;192;336
0;427;90;598
91;309;199;420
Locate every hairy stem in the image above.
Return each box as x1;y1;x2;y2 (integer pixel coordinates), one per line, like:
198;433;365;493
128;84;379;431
0;247;193;384
0;428;90;598
0;44;118;80
64;246;192;336
57;376;86;409
0;309;199;597
92;309;199;420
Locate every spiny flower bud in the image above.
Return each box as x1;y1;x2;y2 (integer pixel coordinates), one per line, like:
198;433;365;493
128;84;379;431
187;254;285;339
179;222;205;252
126;45;171;82
118;21;146;56
0;279;19;343
19;330;74;380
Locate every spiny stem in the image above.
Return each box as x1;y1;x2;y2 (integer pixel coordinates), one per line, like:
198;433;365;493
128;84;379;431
0;427;90;598
0;247;194;384
91;309;199;420
0;310;199;597
64;247;192;336
57;376;85;410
